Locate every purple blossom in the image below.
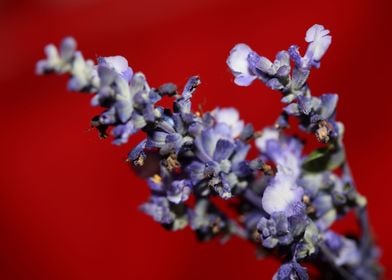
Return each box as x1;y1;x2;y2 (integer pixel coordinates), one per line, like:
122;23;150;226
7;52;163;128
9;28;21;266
211;107;244;138
273;261;309;280
98;56;133;82
167;180;192;204
187;123;250;199
140;196;176;225
289;24;332;70
226;43;257;86
256;128;304;215
188;199;230;241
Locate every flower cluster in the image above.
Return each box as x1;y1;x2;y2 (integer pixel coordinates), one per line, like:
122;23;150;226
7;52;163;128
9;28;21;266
37;24;381;279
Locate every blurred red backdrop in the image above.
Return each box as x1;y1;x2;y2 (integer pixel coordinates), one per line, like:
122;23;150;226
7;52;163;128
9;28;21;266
1;0;392;279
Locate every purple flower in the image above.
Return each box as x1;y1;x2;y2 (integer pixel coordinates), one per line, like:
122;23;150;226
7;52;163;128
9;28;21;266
226;44;257;86
146;171;192;204
145;113;194;156
305;24;332;64
211;107;244;138
248;50;291;91
92;70;163;144
112;119;138;145
256;128;304;215
174;76;201;114
273;261;309;280
188;123;250;199
98;56;133;82
227;43;291;91
324;232;361;266
289;24;331;70
36;37;77;74
140;196;176;225
257;203;308;248
167;180;192;204
188;199;228;241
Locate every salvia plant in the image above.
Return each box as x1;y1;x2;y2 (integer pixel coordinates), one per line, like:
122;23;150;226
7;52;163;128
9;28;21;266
36;24;381;279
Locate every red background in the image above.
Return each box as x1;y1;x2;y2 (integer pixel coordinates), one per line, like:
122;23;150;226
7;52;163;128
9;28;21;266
1;0;391;279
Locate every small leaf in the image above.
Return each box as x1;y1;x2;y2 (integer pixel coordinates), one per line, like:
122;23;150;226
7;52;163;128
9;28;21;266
302;146;345;173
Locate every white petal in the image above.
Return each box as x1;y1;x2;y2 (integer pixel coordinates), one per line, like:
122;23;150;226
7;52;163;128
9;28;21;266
335;237;361;266
304;24;332;62
305;24;330;43
102;56;128;72
309;35;332;61
227;43;253;75
45;44;60;64
212;108;244;138
212;107;238;126
255;128;279;152
234;74;256;86
100;56;133;81
231;120;245;138
262;172;303;215
258;56;274;73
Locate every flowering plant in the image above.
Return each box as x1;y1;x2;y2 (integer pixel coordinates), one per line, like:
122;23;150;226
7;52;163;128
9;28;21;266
37;24;381;279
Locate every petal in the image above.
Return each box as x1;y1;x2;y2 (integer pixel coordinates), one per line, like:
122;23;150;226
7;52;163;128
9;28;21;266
195;128;217;162
231;141;250;165
255;56;274;73
146;131;168;148
128;139;147;162
275;50;290;66
262;173;304;215
297;96;313;115
291;67;310;89
99;56;133;81
167;180;192;204
305;24;330;43
227;43;253;75
97;65;117;87
211;107;244;138
115;98;133;123
129;72;149;96
212;107;239;126
288;45;302;66
186;161;206;185
112;121;137;145
213;139;235;162
304;25;332;63
182;75;201;99
276;262;309;280
99;107;117;125
266;78;284;90
319;93;338;119
276;65;290;77
307;36;331;62
234;73;257;86
60;37;77;61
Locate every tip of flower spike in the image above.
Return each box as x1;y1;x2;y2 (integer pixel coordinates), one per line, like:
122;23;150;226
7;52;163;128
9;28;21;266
305;24;330;43
304;24;332;66
60;37;77;57
182;76;201;97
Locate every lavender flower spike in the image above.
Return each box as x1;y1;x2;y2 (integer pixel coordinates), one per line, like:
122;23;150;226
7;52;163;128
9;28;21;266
37;24;381;279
